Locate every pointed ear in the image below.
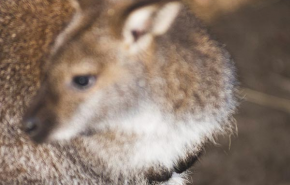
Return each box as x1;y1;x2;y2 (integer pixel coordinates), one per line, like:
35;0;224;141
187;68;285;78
120;1;181;54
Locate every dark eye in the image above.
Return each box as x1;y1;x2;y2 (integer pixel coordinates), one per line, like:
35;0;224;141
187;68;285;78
72;75;96;89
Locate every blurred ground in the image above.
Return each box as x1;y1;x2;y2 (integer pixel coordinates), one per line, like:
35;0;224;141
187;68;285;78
189;0;290;184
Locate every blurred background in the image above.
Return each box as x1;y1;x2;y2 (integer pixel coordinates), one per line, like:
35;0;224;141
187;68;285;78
188;0;290;184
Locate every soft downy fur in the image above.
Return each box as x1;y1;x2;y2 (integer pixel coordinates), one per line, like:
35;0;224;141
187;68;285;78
2;0;238;184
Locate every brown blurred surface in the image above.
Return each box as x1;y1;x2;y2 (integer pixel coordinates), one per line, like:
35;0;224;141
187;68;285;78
189;0;290;184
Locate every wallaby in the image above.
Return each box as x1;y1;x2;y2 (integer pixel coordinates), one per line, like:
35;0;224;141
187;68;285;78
1;0;237;184
1;0;103;184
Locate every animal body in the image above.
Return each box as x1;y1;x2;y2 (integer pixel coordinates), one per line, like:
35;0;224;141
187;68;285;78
1;0;237;184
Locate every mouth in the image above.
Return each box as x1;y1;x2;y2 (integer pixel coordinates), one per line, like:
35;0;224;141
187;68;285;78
79;128;97;137
30;133;49;144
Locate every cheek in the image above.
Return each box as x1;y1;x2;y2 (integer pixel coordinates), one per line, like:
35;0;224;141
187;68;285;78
49;64;138;139
54;95;82;123
49;92;102;140
56;96;80;121
49;106;85;141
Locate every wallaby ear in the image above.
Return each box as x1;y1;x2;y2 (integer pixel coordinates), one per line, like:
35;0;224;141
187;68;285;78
120;0;181;54
52;0;102;55
69;0;98;12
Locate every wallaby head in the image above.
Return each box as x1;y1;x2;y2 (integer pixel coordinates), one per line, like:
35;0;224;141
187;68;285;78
23;0;236;183
23;0;184;142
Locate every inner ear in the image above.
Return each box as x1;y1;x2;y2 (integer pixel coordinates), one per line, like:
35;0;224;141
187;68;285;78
118;1;181;54
131;30;146;42
124;5;157;43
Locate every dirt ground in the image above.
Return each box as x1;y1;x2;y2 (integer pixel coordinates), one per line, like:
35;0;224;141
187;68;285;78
189;0;290;184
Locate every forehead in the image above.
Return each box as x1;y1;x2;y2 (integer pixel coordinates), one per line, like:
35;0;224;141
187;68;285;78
46;0;138;75
49;3;118;58
50;25;115;72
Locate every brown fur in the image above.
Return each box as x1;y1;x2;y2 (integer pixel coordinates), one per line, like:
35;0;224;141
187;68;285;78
0;0;105;184
1;0;237;184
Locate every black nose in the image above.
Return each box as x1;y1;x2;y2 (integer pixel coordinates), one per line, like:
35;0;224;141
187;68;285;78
22;116;55;143
23;118;39;135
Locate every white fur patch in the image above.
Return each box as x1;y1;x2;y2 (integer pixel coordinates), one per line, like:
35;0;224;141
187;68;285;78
67;90;228;175
105;104;219;170
49;123;82;141
153;2;181;35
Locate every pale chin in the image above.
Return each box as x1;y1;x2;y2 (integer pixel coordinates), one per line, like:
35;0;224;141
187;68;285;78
49;126;81;141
